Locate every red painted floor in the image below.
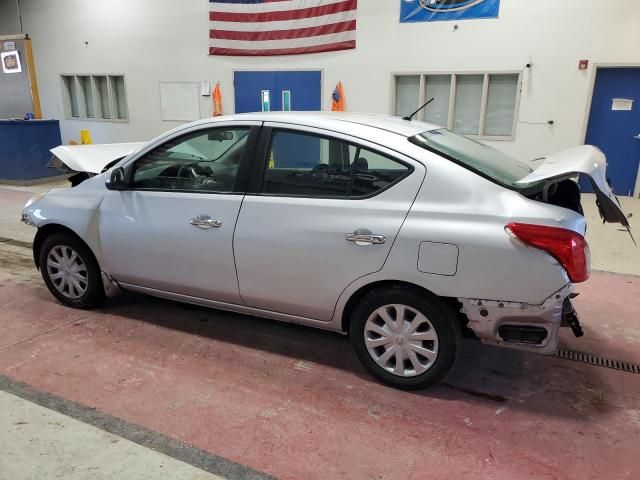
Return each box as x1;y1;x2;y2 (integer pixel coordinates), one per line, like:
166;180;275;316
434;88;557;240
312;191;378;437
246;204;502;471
0;265;639;480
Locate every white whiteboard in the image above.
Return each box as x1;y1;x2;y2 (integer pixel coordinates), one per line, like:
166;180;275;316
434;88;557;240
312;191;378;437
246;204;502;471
159;82;200;121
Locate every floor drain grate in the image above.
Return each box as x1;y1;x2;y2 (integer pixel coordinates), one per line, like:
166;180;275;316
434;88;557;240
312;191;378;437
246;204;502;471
556;349;640;374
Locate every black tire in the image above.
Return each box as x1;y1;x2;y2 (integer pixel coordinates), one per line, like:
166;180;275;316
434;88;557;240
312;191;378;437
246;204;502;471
38;233;104;308
349;286;459;390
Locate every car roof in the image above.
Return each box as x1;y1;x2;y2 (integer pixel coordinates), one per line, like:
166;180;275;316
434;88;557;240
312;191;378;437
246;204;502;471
188;112;441;138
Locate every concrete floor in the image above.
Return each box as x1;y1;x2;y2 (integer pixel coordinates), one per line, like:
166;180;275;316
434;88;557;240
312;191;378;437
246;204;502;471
0;390;222;480
1;181;640;480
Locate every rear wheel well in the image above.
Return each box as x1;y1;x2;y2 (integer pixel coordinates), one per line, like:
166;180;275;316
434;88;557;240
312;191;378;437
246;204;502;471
33;225;95;270
340;280;464;333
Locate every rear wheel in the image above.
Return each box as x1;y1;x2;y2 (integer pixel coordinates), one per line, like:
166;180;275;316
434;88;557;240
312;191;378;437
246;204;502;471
39;233;104;308
349;287;459;390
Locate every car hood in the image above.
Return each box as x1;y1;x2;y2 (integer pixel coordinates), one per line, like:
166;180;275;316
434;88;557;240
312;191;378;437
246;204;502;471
517;145;630;227
48;142;145;174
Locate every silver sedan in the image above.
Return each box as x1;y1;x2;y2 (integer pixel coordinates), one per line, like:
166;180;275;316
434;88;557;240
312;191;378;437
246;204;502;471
22;112;629;389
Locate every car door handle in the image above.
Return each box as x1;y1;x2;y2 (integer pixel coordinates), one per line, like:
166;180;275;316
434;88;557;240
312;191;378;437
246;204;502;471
634;133;640;140
345;231;386;245
190;215;222;229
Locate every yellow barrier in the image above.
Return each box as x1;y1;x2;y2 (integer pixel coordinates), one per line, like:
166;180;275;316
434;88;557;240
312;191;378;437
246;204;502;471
80;129;92;145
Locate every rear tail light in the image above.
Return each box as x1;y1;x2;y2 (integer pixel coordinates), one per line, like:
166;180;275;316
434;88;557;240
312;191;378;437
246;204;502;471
506;222;590;283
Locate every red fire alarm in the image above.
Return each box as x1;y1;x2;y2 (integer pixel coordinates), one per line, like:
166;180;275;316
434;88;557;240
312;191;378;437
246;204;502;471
579;59;589;70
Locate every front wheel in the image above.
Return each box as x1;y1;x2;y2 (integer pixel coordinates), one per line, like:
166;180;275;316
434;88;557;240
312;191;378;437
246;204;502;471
349;287;459;390
39;233;104;308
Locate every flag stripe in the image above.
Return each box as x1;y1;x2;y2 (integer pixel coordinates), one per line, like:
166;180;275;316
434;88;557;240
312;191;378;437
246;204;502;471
209;0;356;22
209;0;346;14
210;29;355;50
208;0;357;56
210;19;355;40
211;0;290;3
210;10;356;32
209;39;355;56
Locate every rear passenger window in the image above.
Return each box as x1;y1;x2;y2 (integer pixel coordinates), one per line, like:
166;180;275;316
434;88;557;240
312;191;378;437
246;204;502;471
261;130;410;198
349;148;411;197
262;131;351;197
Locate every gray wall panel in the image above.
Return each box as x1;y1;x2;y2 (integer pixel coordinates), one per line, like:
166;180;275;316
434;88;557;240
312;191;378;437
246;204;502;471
0;38;33;118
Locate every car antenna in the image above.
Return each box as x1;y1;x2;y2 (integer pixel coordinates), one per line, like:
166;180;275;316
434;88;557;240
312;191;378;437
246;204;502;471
402;97;435;121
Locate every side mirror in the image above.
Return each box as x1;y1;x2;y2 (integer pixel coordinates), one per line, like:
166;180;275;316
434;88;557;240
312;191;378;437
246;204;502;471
106;167;127;191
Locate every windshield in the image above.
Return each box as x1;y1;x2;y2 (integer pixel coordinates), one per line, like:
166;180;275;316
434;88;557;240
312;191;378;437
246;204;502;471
410;129;534;189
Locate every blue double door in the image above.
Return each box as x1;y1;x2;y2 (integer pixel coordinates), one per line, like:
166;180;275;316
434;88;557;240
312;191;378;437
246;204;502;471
233;70;322;114
234;71;322;168
584;68;640;196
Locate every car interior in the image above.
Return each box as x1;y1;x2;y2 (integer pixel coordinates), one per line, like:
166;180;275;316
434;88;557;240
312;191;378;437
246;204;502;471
262;131;409;197
131;129;249;192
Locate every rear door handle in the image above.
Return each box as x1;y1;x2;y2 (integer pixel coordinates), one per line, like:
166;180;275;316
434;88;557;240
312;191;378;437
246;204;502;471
345;230;386;245
190;214;222;229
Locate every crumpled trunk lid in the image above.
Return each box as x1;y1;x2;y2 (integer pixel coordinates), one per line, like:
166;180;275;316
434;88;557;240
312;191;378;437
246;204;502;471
517;145;630;227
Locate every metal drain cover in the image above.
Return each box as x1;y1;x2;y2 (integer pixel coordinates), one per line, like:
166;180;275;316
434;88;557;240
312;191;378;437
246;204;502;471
556;349;640;374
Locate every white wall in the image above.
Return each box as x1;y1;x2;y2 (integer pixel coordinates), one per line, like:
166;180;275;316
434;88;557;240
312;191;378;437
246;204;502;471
13;0;640;161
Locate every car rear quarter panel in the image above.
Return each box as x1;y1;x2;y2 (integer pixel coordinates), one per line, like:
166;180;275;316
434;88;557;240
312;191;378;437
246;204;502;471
330;149;584;328
387;152;581;304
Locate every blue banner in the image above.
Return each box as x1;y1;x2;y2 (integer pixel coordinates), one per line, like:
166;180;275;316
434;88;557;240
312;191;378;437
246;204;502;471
400;0;500;23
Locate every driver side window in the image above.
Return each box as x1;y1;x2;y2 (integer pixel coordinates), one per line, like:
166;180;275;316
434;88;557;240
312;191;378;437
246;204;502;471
131;127;250;192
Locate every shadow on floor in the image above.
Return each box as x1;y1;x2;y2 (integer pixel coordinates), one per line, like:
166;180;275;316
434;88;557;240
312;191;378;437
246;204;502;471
90;289;618;422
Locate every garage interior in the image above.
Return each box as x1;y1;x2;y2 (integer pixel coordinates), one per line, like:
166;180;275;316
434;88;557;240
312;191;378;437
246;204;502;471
1;1;640;479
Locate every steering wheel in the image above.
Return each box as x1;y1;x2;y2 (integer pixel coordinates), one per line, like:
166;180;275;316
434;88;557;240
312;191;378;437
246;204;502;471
176;162;216;189
176;163;198;188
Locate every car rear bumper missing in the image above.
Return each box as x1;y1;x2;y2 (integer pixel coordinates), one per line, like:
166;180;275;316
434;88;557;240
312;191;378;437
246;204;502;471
458;284;580;355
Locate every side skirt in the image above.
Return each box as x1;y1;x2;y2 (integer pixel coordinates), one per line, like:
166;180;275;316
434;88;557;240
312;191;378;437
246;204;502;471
118;282;343;333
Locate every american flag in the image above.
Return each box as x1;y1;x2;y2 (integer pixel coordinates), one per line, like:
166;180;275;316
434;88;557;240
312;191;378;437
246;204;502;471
209;0;357;56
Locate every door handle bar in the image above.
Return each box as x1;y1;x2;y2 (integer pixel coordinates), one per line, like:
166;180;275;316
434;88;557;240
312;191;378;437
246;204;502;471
190;215;222;229
345;233;386;245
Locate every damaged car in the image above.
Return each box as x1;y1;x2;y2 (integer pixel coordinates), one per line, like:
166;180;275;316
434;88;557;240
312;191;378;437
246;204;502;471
21;112;630;389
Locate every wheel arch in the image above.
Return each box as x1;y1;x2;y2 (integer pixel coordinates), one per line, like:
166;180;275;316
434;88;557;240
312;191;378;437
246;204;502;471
339;280;463;333
33;224;97;270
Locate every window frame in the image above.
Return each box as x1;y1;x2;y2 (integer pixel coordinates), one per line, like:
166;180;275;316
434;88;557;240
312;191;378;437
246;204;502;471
123;124;260;195
77;75;96;119
60;73;129;122
61;75;80;118
391;71;522;141
246;125;415;200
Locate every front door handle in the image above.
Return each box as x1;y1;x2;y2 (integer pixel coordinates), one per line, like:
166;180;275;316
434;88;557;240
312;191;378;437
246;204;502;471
190;214;222;229
345;230;386;246
634;133;640;140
